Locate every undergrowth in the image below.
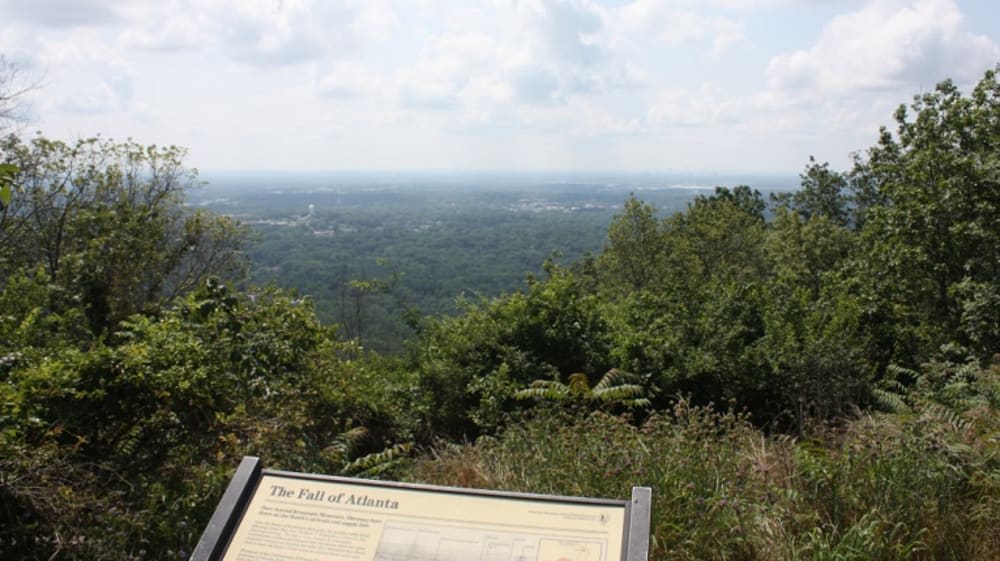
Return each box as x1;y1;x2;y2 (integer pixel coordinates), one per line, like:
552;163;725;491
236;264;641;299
408;397;1000;561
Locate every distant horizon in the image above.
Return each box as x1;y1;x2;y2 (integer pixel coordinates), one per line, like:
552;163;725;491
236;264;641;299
199;168;801;175
193;169;803;198
198;168;802;183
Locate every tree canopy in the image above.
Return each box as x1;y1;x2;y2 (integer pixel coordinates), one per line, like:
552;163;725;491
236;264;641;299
0;135;248;338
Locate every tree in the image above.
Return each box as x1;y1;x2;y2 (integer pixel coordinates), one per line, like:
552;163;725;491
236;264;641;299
599;194;665;292
771;156;852;227
698;184;766;221
410;264;613;436
345;258;402;349
758;209;865;425
0;135;248;336
682;186;767;283
853;66;1000;364
0;55;34;135
0;54;36;214
602;188;772;413
0;279;381;559
0;162;14;211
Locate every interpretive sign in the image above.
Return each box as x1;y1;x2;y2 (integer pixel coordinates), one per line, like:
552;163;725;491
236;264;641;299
190;456;651;561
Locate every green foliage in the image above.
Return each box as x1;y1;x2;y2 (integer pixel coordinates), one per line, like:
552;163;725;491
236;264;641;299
0;278;414;559
600;194;666;292
699;184;767;221
771;157;852;227
408;263;613;436
246;200;617;353
600;185;779;416
515;368;651;410
411;400;999;561
853;66;1000;365
0;162;15;208
344;260;403;349
0;134;248;338
0;268;91;358
756;210;865;423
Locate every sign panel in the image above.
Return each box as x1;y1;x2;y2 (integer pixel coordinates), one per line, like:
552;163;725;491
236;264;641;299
190;457;650;561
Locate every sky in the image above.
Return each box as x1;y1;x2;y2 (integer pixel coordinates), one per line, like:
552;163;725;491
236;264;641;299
1;0;999;174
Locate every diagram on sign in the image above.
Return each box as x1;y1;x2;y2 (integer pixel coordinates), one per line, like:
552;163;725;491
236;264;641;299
372;521;604;561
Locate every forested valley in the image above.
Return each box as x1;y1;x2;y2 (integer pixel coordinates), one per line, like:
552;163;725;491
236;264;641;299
197;174;766;353
2;68;1000;561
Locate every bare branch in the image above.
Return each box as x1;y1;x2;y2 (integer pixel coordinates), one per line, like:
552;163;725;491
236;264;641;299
0;55;40;134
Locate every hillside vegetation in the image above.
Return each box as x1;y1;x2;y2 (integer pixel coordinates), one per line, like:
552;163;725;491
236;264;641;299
2;69;1000;560
207;175;718;353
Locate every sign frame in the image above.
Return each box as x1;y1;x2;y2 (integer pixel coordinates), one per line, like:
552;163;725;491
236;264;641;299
189;456;651;561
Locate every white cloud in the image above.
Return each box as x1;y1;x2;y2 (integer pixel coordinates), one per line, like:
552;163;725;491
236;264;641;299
767;0;1000;94
647;83;741;127
1;0;120;28
380;0;650;129
564;98;644;136
116;0;399;65
58;77;130;114
511;66;563;103
218;0;327;67
118;1;212;52
35;31;129;70
5;0;1000;173
393;32;506;110
317;62;384;99
709;18;745;56
532;0;607;67
455;75;516;124
616;0;746;56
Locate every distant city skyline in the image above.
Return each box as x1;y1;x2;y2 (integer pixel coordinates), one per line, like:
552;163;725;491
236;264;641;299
2;0;999;174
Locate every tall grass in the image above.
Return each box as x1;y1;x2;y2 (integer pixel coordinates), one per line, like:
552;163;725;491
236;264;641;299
407;401;1000;561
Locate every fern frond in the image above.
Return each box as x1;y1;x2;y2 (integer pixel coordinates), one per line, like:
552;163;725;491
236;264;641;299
567;372;591;394
872;387;910;413
880;379;908;394
595;368;640;391
592;384;646;402
887;363;920;382
323;426;369;463
621;397;652;408
918;401;973;433
342;443;412;477
514;381;570;401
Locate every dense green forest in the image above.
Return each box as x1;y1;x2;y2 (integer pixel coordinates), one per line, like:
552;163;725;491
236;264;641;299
199;175;761;353
2;67;1000;561
246;200;615;352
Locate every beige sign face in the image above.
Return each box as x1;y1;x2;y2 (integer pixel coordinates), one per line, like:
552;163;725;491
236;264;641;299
221;474;627;561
